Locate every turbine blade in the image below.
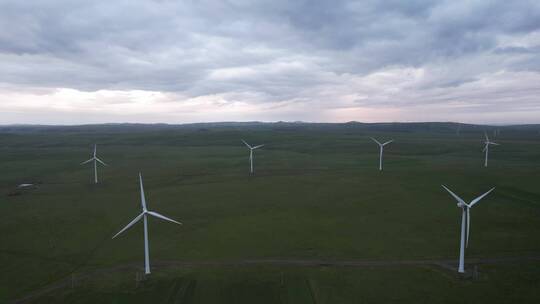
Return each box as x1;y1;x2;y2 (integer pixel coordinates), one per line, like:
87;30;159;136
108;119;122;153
139;173;147;211
95;157;108;166
147;211;182;225
80;158;94;165
382;140;394;146
241;139;252;149
466;208;470;248
112;213;144;239
252;144;265;149
441;185;468;206
484;132;489;141
94;144;97;157
370;137;382;146
490;142;500;146
469;187;495;207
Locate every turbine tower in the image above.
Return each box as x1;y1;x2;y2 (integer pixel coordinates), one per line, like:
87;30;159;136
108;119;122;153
112;173;182;275
80;144;107;184
483;133;500;167
442;185;495;273
370;137;393;171
242;139;264;174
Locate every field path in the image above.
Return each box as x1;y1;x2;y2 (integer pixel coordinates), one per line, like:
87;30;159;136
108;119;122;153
154;255;540;267
13;255;540;303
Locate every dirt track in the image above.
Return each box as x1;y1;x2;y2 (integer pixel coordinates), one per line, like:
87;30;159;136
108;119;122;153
12;255;540;303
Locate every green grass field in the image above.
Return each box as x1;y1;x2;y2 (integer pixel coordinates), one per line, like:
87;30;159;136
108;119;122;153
1;123;540;303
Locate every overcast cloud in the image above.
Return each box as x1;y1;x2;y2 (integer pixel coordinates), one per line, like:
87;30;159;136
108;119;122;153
1;0;539;124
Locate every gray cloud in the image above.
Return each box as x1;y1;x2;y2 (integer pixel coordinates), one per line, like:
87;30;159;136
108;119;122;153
0;0;539;123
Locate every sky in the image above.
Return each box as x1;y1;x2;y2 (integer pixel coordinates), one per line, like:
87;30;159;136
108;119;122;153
1;0;540;125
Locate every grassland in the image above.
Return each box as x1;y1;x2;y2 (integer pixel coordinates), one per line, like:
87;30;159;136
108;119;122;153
1;122;540;303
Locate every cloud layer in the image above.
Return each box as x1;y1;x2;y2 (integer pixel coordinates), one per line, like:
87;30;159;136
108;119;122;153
1;0;540;124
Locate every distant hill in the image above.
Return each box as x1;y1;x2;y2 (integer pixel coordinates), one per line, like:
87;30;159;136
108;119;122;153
0;121;539;135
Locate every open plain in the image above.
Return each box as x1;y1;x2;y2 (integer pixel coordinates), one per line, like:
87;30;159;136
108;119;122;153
1;122;540;303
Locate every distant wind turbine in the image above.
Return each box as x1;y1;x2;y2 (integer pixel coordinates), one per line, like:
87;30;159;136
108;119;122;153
242;139;264;174
483;133;500;167
442;185;495;273
370;137;393;171
112;173;182;275
80;144;107;183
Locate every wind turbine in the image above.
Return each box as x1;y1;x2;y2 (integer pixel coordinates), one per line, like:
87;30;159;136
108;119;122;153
242;139;264;174
370;137;393;171
483;133;500;167
112;173;182;275
442;185;495;273
80;144;107;184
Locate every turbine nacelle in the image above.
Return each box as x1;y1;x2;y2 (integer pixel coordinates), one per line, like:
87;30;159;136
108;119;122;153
370;137;393;147
483;133;500;149
242;139;264;150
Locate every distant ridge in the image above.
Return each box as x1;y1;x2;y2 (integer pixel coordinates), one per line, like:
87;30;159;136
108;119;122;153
1;121;537;127
1;121;539;134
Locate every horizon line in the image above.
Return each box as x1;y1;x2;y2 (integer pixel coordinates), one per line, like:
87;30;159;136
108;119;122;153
0;121;538;127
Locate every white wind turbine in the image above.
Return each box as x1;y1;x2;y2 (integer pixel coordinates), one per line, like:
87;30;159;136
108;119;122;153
242;139;264;174
112;173;182;275
370;137;393;171
483;133;500;167
442;185;495;273
80;144;107;184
